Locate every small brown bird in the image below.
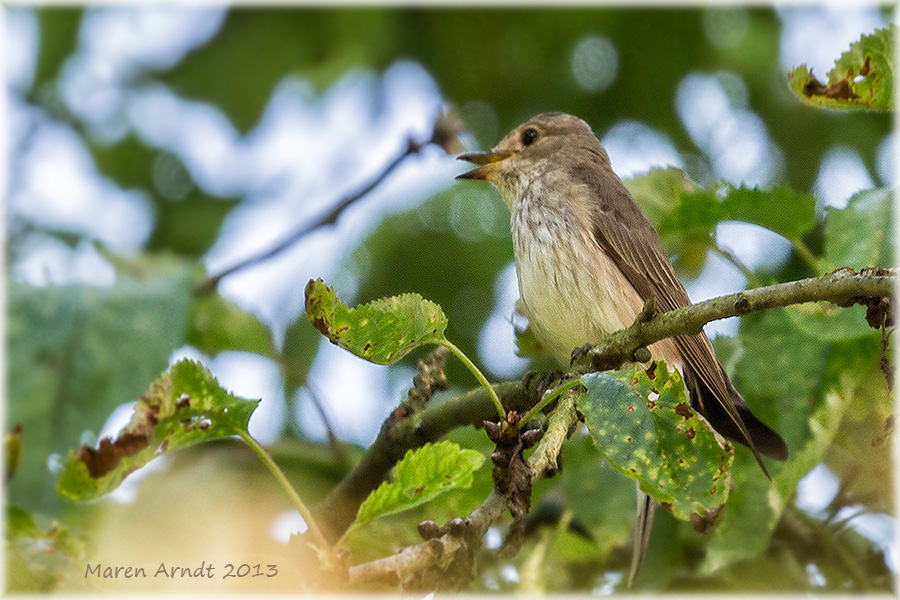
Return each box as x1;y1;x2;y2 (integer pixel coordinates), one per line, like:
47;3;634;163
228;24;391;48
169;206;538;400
457;112;787;583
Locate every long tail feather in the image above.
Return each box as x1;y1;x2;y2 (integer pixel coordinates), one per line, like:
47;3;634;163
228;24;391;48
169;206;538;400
628;484;656;587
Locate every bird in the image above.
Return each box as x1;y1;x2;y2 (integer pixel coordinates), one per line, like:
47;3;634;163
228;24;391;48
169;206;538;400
456;112;788;584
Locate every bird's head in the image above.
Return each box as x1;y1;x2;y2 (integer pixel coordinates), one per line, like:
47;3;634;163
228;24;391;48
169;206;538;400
456;112;607;208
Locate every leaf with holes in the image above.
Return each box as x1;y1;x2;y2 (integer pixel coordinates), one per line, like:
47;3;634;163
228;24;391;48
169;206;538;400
788;26;894;111
354;441;485;527
304;278;448;365
56;359;259;501
578;362;733;520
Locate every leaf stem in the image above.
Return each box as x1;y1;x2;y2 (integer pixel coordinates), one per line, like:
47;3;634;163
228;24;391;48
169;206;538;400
711;244;761;288
791;238;820;273
519;378;583;425
439;339;506;420
237;429;330;550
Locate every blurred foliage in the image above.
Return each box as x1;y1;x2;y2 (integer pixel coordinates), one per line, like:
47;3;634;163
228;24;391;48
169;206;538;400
6;5;896;594
7;265;194;511
6;505;86;593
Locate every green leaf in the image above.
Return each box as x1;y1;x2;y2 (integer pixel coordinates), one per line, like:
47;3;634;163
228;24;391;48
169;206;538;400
578;362;733;520
354;441;485;526
56;359;259;501
304;278;448;364
626;168;817;242
701;353;851;573
788;26;894;111
784;188;893;341
186;293;277;358
718;186;818;241
282;314;321;397
624;169;816;278
623;167;697;229
820;188;893;272
7;267;194;511
661;184;817;243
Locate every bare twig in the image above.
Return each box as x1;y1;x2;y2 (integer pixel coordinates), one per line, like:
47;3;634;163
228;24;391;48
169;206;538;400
195;141;421;296
195;109;466;296
304;382;347;468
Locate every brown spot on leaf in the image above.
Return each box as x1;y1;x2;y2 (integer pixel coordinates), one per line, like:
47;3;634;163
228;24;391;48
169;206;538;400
647;399;656;409
690;505;724;534
674;403;692;418
309;316;330;337
860;55;871;77
176;394;190;409
627;406;634;412
645;361;657;380
686;427;696;439
76;432;152;478
802;67;861;101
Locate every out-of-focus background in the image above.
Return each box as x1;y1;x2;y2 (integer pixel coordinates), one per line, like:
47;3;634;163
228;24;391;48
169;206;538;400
5;5;895;593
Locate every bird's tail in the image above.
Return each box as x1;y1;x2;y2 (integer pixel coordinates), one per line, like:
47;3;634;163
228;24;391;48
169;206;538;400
628;483;656;587
684;365;789;461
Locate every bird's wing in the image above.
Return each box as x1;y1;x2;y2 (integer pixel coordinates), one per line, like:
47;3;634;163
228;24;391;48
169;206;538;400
583;173;766;472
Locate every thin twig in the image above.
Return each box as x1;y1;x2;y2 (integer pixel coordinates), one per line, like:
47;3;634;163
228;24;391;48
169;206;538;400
304;382;347;468
195;139;423;296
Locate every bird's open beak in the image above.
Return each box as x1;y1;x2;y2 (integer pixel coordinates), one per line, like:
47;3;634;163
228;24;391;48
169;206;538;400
456;150;517;180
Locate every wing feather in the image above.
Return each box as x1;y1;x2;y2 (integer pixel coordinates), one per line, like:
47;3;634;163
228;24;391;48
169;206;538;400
569;160;766;472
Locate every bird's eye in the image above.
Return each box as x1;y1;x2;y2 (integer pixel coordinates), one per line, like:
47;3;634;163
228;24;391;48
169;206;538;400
522;128;539;146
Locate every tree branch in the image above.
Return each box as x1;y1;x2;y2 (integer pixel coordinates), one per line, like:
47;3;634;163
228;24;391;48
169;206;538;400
573;268;895;373
314;380;538;542
346;392;579;589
